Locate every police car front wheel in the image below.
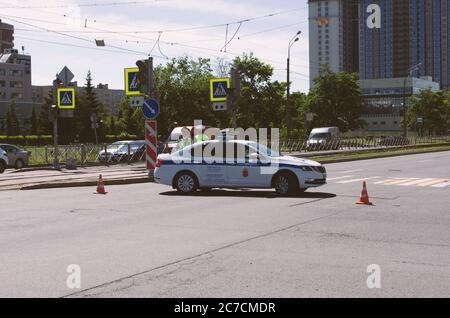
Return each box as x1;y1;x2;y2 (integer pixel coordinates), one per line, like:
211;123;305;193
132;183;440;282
174;172;199;194
274;172;298;196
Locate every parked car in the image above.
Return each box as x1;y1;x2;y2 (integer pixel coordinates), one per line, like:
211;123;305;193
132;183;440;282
0;144;31;169
306;127;341;151
98;140;146;162
0;148;8;173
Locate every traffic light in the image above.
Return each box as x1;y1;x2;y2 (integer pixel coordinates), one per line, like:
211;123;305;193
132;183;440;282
136;60;150;95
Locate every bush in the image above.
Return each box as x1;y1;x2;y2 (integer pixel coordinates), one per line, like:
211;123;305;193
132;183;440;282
0;135;53;146
104;133;139;143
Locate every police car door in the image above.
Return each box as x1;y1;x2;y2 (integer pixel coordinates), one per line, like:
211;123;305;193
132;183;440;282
225;142;267;187
194;142;227;187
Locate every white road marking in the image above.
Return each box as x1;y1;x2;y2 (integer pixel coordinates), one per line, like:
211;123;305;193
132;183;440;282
327;175;355;181
384;178;422;185
432;181;450;188
398;178;435;186
336;176;381;184
337;169;363;174
417;179;449;187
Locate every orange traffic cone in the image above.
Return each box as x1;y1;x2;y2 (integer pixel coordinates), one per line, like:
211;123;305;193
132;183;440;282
94;174;107;195
356;181;372;205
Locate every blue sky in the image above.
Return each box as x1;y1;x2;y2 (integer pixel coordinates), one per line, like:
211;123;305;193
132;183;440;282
0;0;310;92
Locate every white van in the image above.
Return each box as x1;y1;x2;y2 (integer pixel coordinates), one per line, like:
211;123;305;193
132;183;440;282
307;127;341;151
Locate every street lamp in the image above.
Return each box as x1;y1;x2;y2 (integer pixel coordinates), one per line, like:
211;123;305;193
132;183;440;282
403;63;421;137
286;30;301;139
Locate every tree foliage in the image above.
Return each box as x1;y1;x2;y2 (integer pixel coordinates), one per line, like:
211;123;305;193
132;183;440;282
308;68;364;132
406;89;450;135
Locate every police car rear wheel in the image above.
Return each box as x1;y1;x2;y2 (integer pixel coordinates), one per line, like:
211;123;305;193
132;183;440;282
175;172;198;194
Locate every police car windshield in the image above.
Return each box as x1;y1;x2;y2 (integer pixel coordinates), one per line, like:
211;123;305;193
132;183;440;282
248;142;280;158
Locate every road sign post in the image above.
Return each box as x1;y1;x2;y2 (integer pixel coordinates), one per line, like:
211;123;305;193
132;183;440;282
145;120;158;171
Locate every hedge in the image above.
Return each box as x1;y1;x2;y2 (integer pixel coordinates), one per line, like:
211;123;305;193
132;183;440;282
0;135;53;146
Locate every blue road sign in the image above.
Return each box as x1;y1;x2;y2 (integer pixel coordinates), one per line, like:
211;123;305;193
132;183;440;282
124;68;140;96
142;98;160;120
210;78;230;102
57;88;75;109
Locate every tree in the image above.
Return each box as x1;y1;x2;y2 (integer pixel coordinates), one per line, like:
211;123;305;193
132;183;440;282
30;106;38;135
74;71;104;142
153;57;216;136
116;97;144;137
0;118;5;135
308;68;364;132
231;53;286;130
37;90;53;135
406;89;450;135
6;101;20;136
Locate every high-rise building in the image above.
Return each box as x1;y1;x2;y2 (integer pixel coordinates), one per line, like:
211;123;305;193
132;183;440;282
309;0;450;89
0;19;14;54
308;0;359;87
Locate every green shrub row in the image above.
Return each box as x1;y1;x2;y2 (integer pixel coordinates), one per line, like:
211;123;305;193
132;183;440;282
0;135;53;146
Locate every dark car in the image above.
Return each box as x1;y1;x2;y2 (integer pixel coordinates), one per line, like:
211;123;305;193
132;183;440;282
98;140;146;162
0;144;31;169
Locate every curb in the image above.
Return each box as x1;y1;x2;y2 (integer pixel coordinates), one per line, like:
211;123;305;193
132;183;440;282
303;147;450;165
21;176;154;190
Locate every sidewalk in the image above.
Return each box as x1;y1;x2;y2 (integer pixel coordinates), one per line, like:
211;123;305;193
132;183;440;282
0;163;151;190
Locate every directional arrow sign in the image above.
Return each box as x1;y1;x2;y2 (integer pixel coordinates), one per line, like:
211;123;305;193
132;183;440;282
142;98;160;120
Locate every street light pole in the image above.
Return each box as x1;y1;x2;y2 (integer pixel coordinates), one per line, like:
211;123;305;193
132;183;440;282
286;31;301;139
403;63;421;137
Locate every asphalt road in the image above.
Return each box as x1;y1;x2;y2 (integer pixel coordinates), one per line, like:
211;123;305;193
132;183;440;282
0;151;449;298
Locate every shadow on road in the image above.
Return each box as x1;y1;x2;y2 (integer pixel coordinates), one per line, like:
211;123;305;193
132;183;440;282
160;189;337;199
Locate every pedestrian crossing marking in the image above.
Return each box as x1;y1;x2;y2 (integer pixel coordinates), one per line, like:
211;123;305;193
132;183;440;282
336;176;381;184
417;179;448;187
329;176;450;189
432;181;450;188
384;178;420;185
399;178;434;186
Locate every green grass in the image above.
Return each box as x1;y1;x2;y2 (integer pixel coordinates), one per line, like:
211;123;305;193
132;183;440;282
309;144;450;164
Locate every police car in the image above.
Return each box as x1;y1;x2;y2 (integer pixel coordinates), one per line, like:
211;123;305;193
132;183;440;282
154;140;327;195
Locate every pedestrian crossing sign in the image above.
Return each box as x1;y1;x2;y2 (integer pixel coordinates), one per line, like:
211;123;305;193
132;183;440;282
125;67;140;96
210;78;230;102
57;88;75;109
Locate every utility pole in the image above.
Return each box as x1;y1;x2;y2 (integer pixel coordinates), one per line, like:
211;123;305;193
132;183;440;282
229;68;241;129
403;63;421;137
286;31;301;139
52;77;60;170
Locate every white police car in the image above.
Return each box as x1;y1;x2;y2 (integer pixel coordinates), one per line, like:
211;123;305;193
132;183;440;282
154;140;327;195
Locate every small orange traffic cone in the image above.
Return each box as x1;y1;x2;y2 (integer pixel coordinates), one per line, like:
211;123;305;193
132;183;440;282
356;181;372;205
94;174;107;195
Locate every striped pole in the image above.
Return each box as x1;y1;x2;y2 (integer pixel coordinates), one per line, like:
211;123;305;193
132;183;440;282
145;120;157;170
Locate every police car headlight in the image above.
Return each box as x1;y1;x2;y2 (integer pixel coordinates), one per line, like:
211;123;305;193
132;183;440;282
299;166;313;172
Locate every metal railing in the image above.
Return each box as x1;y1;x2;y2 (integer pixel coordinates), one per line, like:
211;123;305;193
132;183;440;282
24;143;147;167
279;135;450;153
18;135;450;167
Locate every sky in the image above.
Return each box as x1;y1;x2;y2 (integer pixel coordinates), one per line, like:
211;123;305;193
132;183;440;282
0;0;310;92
